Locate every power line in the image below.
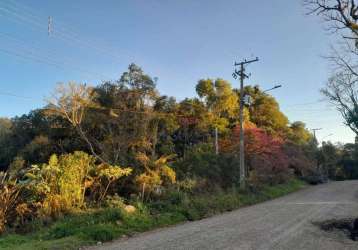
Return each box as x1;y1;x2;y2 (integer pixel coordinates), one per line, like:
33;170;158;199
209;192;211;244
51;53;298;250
0;2;113;56
0;4;44;30
0;91;35;100
284;100;325;107
0;32;107;79
0;2;120;79
0;0;124;64
0;46;104;80
284;109;334;113
0;90;196;118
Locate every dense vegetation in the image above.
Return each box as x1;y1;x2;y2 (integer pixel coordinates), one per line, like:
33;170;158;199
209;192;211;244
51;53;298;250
0;179;305;250
0;63;354;249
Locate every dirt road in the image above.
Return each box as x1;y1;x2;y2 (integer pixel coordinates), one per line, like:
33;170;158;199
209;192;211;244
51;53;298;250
91;181;358;250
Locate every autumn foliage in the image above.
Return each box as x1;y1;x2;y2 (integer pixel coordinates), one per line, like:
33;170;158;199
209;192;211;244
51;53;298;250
0;64;317;234
220;125;294;186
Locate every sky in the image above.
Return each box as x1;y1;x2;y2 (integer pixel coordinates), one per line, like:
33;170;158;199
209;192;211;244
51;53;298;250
0;0;355;144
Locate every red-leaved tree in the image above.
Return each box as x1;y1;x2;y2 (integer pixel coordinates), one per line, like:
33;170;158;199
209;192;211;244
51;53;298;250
221;125;292;186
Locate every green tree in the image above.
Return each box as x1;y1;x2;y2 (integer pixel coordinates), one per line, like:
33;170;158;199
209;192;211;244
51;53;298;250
196;79;238;131
288;121;312;145
245;86;289;135
339;143;358;179
317;141;340;179
0;118;13;170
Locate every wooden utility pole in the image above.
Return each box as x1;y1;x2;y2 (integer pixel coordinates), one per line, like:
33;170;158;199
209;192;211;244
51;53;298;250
48;16;53;36
233;57;259;189
215;127;219;155
311;128;322;142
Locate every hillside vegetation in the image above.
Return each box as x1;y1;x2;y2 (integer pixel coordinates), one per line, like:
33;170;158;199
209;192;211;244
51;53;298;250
0;64;348;249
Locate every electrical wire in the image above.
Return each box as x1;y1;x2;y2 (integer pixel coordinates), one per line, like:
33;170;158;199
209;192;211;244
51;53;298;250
0;90;193;118
0;91;35;100
284;100;326;107
0;32;107;79
0;0;124;64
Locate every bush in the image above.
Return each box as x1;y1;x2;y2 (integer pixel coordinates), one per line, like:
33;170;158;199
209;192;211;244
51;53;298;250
148;189;187;214
103;194;125;209
24;152;96;218
47;208;123;239
135;154;176;201
173;143;239;189
179;191;241;220
23;152;132;219
0;173;22;234
84;224;118;242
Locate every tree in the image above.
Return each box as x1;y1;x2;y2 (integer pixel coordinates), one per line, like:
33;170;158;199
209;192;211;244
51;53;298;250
317;141;340;178
305;0;358;136
322;72;358;134
174;98;211;157
43;64;180;173
283;142;315;177
196;79;238;118
0;119;13;170
231;126;292;185
288;121;312;145
152;95;179;156
135;153;176;200
304;0;358;36
196;79;239;132
46;82;104;162
339;142;358;179
88;64;161;164
245;86;289;135
0;118;11;137
0;110;80;171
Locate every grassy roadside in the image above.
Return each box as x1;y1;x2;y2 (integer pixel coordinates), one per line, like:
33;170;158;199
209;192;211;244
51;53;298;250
0;179;306;250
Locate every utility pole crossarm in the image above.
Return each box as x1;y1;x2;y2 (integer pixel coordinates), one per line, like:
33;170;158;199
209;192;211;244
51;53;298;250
234;57;259;66
311;128;323;142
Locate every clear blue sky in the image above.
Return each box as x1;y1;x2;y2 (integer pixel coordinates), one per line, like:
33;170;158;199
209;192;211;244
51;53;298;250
0;0;355;143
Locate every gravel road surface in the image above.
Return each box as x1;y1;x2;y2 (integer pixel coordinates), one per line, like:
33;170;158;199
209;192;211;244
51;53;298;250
90;181;358;250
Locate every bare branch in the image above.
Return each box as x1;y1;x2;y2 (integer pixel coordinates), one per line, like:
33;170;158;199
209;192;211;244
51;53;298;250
321;72;358;134
304;0;358;36
45;82;108;164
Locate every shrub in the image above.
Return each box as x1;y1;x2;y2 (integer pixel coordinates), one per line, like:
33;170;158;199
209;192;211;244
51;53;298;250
24;152;132;218
176;178;197;193
47;208;123;239
88;164;132;204
0;173;22;234
7;157;25;180
135;154;176;201
24;152;95;218
148;190;187;214
84;224;118;242
103;194;125;209
174;143;239;189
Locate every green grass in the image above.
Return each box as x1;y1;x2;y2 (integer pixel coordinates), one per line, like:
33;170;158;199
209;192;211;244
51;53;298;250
0;179;306;250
